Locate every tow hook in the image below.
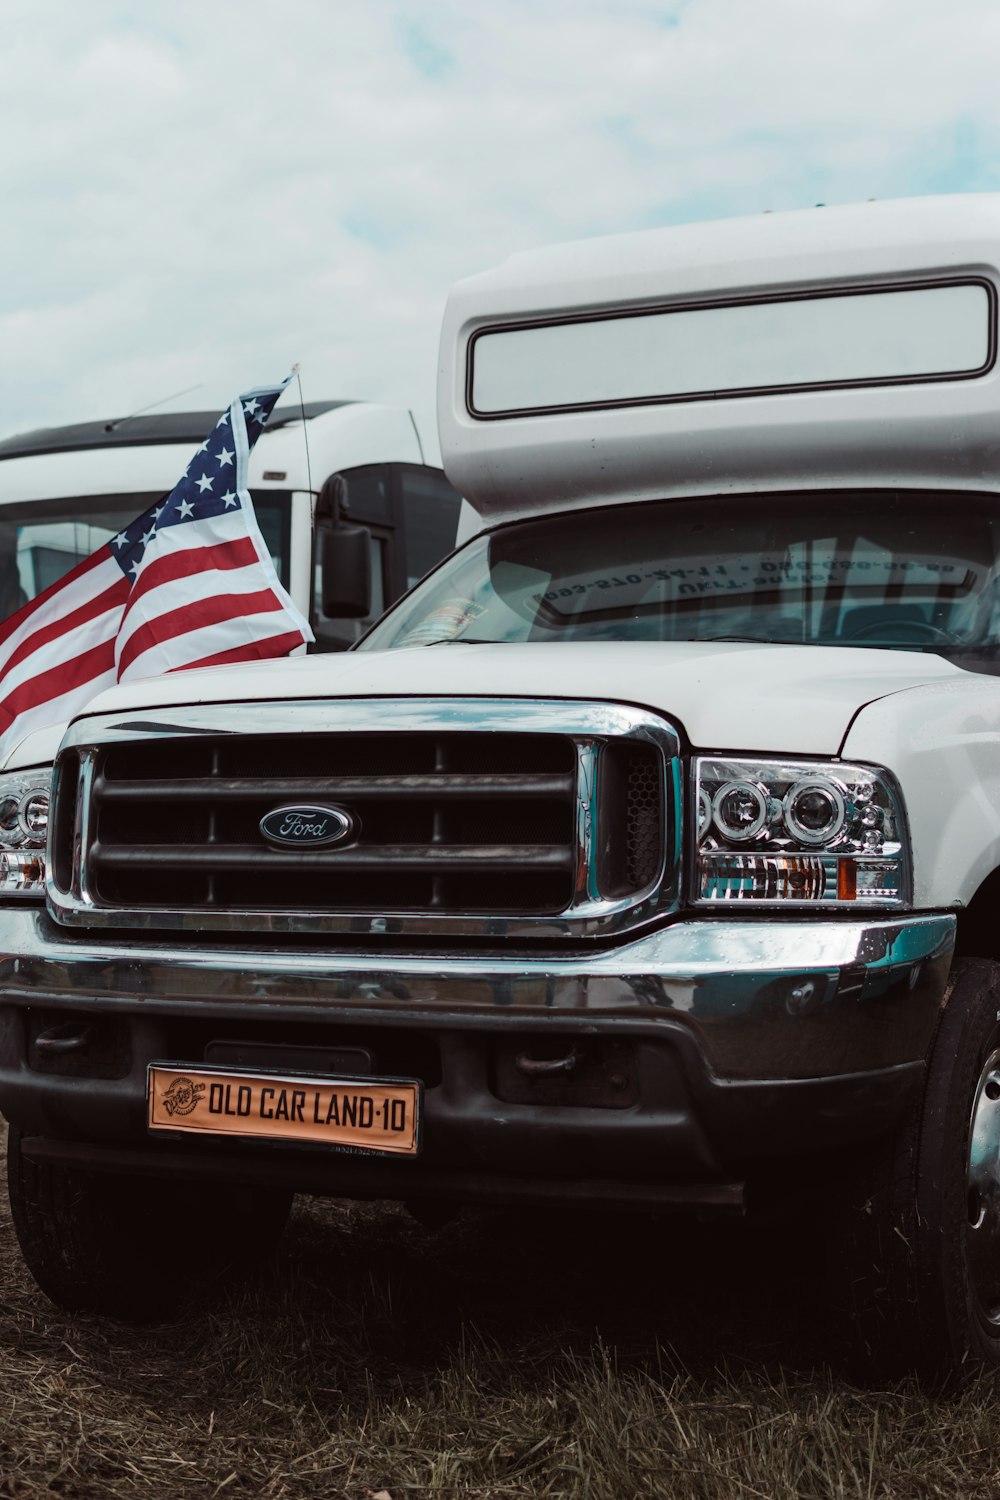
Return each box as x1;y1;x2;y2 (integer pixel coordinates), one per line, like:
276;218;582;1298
514;1046;579;1077
34;1023;94;1055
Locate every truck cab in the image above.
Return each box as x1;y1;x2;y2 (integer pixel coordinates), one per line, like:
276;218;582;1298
3;197;1000;1379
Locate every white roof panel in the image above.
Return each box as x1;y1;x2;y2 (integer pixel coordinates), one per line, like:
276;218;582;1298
0;402;423;507
438;194;1000;525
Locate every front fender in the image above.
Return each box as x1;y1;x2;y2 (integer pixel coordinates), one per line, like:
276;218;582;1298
842;674;1000;910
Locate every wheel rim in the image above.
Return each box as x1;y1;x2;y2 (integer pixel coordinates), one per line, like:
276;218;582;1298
967;1047;1000;1323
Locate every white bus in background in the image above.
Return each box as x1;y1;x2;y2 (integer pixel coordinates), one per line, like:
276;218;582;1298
0;398;462;653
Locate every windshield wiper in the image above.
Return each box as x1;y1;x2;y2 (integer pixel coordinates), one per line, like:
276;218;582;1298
414;637;501;647
688;635;793;644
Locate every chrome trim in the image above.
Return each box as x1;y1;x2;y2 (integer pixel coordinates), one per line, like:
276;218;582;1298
47;697;682;939
0;909;955;1081
4;908;953;999
73;749;96;905
572;738;601;910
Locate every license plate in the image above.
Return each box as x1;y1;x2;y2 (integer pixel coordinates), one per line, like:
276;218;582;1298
147;1064;420;1156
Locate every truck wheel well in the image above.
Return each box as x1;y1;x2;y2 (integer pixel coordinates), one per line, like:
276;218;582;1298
954;868;1000;962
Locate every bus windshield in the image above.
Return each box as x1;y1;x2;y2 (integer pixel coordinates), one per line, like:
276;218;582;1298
361;489;1000;672
0;491;291;623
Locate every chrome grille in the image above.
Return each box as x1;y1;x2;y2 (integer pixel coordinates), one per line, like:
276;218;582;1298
48;699;682;937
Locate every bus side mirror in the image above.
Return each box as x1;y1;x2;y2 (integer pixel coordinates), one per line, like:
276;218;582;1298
316;471;373;619
320;525;372;618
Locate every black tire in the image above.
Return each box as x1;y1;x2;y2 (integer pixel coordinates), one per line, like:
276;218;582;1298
7;1128;293;1322
837;958;1000;1383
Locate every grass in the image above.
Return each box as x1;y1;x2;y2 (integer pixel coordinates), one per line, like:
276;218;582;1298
0;1163;998;1499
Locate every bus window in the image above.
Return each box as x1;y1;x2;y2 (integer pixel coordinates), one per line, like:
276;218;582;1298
337;465;392;525
399;467;462;588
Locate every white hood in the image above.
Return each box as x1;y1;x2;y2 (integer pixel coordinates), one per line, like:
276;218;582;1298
62;640;962;758
0;722;67;773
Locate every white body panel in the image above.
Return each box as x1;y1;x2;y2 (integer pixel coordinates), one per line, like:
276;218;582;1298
843;679;1000;910
6;724;64;773
58;639;954;756
439;195;1000;527
0;443;197;504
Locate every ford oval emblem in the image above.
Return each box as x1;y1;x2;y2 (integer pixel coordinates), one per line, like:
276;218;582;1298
259;804;356;849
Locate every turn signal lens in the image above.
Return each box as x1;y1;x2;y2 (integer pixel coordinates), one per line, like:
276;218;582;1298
0;849;45;895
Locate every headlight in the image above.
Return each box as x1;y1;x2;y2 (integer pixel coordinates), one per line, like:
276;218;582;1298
693;756;909;907
0;768;52;898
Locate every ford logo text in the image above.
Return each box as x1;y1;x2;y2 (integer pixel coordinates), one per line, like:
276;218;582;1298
259;805;356;849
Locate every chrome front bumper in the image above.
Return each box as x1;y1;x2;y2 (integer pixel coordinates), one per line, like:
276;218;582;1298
0;907;955;1082
0;907;956;1200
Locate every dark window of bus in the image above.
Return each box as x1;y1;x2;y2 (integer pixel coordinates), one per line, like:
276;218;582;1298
399;467;462;588
341;466;392;524
249;491;292;588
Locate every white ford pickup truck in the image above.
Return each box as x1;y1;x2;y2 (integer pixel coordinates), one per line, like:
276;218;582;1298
2;193;1000;1379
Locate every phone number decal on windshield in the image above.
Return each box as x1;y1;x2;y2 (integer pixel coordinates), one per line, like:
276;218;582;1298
533;557;968;604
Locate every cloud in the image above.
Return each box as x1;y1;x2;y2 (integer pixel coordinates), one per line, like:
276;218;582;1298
1;0;999;462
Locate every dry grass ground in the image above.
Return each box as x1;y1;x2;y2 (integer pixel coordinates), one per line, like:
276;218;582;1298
0;1155;998;1499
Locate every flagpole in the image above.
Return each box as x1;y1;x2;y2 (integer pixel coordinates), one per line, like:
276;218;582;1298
292;364;314;501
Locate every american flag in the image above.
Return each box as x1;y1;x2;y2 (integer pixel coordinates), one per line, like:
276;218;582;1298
0;376;313;762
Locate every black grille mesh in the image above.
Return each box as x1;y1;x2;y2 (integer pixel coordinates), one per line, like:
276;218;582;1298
626;750;663;888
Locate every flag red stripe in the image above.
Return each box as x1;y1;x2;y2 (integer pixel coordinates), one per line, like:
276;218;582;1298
168;629;307;673
2;577;130;679
120;535;262;622
0;638;116;736
0;545;112;652
117;588;284;677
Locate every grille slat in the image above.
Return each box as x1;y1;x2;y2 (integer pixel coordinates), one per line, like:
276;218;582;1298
95;773;575;804
93;842;575;874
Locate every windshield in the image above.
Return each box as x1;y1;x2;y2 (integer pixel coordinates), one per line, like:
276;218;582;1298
361;490;1000;670
0;490;291;621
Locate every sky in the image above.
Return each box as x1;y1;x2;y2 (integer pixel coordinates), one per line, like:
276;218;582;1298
2;0;1000;463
